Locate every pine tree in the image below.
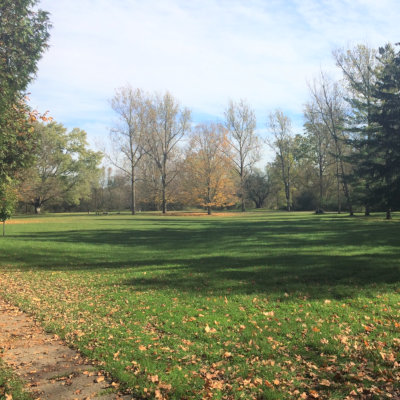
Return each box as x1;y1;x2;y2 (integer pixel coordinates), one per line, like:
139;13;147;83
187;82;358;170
368;44;400;219
334;45;378;215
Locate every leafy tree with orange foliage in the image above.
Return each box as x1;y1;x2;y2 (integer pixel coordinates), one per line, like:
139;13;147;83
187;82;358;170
184;123;237;214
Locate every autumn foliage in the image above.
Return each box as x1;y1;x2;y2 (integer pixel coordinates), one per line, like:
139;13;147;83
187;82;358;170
183;123;237;214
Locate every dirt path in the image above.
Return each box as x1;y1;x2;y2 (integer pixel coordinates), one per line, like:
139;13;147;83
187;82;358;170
0;298;132;399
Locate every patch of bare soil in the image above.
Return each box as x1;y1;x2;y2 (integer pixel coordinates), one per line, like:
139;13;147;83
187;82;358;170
5;219;41;225
159;212;236;217
0;298;132;399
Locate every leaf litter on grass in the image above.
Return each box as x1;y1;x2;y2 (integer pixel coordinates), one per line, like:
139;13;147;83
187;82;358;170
0;212;399;399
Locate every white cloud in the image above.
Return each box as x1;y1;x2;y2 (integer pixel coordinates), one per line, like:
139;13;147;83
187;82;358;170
29;0;400;161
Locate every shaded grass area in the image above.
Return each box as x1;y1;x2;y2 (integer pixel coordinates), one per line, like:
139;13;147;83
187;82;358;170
0;211;399;399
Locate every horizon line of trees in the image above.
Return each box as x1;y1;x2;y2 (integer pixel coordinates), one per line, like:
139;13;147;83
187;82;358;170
60;41;398;219
17;41;400;219
2;1;399;221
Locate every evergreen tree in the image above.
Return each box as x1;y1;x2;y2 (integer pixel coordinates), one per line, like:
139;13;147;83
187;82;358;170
334;45;378;215
368;44;400;219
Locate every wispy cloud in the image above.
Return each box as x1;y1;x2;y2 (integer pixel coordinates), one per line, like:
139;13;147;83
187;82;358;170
29;0;400;155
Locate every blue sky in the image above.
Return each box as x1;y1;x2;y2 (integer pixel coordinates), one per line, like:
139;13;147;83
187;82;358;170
29;0;400;161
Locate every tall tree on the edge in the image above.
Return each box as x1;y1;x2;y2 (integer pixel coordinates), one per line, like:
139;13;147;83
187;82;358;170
368;44;400;219
0;0;51;183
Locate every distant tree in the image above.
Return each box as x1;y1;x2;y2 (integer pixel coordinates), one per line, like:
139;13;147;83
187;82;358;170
145;92;191;214
334;44;378;215
303;102;335;213
225;99;259;212
184;123;237;214
0;0;51;182
268;110;295;211
308;72;353;215
109;86;147;215
19;122;102;213
244;169;271;209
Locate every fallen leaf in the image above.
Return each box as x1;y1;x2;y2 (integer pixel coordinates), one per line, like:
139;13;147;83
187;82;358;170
320;379;331;387
205;324;216;333
150;374;159;383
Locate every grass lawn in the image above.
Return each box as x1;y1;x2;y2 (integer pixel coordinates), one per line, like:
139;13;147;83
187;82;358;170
0;211;399;399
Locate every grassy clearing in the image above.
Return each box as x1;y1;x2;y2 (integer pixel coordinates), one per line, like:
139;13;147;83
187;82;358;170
0;211;399;399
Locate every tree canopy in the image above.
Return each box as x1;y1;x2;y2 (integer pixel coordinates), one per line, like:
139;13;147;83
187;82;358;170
19;122;103;214
0;0;51;182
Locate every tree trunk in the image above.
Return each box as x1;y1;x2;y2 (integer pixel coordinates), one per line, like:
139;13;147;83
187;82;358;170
240;176;246;212
161;175;167;214
386;209;392;220
285;182;291;211
33;198;41;214
339;161;353;216
2;221;5;237
318;160;323;212
130;168;136;215
364;183;370;216
207;206;212;215
336;161;341;214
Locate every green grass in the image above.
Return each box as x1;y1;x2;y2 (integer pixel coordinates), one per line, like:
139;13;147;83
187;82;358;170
0;359;32;400
0;211;399;399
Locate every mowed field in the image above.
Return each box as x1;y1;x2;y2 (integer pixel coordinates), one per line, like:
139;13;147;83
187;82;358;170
0;211;399;399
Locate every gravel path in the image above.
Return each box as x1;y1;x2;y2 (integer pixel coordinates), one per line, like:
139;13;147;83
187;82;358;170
0;298;132;400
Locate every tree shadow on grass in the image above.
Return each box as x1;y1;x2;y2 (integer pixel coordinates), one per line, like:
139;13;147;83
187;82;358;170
2;216;400;299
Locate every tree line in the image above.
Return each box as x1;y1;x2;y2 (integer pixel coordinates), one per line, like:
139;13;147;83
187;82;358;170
72;43;399;218
1;2;400;222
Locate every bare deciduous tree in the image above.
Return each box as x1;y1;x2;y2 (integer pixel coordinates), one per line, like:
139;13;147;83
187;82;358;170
145;92;191;214
267;110;295;211
109;85;146;215
224;99;259;212
304;101;334;213
308;72;353;215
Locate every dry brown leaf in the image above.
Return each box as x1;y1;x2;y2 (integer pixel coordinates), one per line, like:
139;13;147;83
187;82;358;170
205;324;216;333
150;374;159;383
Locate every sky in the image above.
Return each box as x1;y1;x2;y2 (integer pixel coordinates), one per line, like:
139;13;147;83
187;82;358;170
28;0;400;161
